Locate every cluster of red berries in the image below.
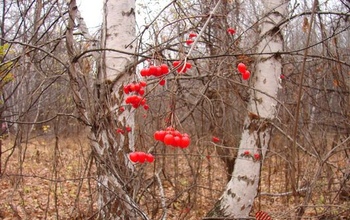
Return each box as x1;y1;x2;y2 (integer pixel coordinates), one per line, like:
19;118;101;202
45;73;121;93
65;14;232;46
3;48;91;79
123;82;149;109
140;64;169;86
123;81;147;95
154;126;191;148
186;32;197;45
237;62;250;80
140;64;169;77
172;60;192;74
241;150;261;161
129;151;154;163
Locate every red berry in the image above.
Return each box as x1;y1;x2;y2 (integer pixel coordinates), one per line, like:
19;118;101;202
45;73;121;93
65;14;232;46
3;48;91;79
128;83;136;92
254;153;260;161
173;60;181;68
185;62;192;69
125;126;132;132
119;106;125;112
139;81;147;87
143;104;149;110
138;88;145;96
125;95;136;105
172;136;181;147
138;152;147;163
242;70;250;80
129;152;140;163
159;79;166;86
243;150;250;156
154;130;166;142
116;128;124;134
171;130;181;137
125;96;132;104
280;74;285;79
123;85;130;94
140;98;146;106
154;131;161;141
149;65;157;76
155;66;163;77
189;33;197;38
237;63;247;73
212;136;220;143
179;136;190;148
177;66;186;73
133;83;140;92
132;103;139;108
163;134;175;145
140;68;150;77
186;39;194;45
227;27;235;35
160;64;169;74
145;153;154;163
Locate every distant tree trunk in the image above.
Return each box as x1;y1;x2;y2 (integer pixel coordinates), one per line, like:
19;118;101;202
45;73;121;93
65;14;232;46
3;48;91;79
66;0;148;219
207;0;289;218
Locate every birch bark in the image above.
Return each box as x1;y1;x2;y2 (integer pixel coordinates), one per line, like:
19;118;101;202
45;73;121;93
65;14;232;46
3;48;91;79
67;0;148;218
207;0;289;217
90;0;148;219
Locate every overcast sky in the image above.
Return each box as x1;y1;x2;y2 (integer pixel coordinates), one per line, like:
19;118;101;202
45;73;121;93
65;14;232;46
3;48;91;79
77;0;103;29
76;0;171;32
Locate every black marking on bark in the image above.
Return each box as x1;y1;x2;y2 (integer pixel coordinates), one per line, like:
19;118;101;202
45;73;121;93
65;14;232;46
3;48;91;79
122;8;135;16
227;189;236;198
252;97;263;104
273;52;282;60
269;26;280;36
238;175;255;185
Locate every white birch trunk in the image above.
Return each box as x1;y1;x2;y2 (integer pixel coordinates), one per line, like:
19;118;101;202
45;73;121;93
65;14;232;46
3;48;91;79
67;0;145;218
208;0;289;218
90;0;148;219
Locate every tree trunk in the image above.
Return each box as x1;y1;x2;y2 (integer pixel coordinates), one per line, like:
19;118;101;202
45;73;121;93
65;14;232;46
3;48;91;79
207;0;289;218
91;0;148;219
67;0;148;219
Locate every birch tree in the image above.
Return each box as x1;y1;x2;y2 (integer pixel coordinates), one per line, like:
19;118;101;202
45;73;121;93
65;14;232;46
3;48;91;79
207;0;289;217
66;0;149;219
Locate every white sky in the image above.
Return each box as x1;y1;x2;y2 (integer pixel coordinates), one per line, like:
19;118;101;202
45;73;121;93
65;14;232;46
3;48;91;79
76;0;170;30
77;0;103;29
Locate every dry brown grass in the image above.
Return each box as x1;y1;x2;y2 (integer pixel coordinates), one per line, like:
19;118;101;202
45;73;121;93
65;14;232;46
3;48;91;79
0;134;96;219
0;131;349;219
